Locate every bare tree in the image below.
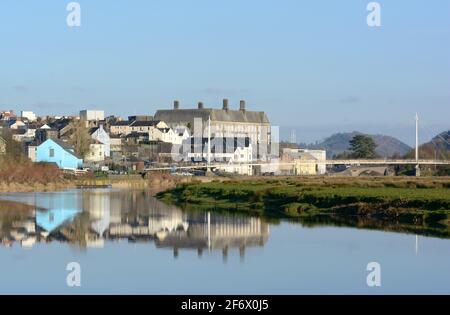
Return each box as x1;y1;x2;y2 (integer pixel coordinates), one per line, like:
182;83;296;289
69;119;91;158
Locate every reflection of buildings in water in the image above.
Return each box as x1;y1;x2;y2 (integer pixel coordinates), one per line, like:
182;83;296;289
1;190;270;255
5;216;36;248
155;213;270;261
82;190;111;237
108;197;188;240
36;208;81;233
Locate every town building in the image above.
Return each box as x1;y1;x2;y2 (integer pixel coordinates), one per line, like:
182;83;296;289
7;119;25;130
109;136;123;158
110;120;130;135
129;120;168;134
89;124;110;157
128;115;153;122
282;148;327;175
80;110;105;121
183;137;253;175
0;110;16;121
35;127;59;144
154;99;270;160
11;129;29;142
21;111;37;122
85;140;106;162
36;139;83;169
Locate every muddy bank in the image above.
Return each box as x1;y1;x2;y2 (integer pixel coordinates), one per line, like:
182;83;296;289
0;173;226;193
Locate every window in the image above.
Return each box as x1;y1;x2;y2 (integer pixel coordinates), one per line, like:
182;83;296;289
49;148;55;157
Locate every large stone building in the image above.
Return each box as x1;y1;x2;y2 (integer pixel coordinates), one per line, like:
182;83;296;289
154;99;270;159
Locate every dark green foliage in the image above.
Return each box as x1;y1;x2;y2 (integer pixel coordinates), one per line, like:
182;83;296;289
349;134;378;159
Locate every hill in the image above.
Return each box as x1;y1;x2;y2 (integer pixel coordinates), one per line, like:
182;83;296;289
304;132;412;158
404;130;450;160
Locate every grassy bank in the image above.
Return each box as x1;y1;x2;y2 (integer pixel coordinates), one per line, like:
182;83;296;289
157;176;450;228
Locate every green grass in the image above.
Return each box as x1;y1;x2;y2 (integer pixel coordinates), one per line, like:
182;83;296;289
157;177;450;226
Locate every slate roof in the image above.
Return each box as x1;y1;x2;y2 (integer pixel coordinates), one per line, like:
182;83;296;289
110;121;130;126
155;108;269;125
48;118;71;130
50;139;82;159
129;120;161;127
125;132;149;139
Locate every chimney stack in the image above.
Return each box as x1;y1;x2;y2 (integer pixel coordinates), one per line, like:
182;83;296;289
198;102;204;109
223;99;229;111
240;100;246;112
174;100;180;110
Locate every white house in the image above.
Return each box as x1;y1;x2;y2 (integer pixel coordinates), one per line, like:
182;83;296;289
90;124;110;157
130;120;168;134
85;140;106;162
149;126;190;145
184;137;253;175
282;148;327;175
8;120;25;130
174;127;190;143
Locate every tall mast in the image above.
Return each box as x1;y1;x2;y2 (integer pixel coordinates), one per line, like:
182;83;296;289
207;115;211;166
415;113;420;177
415;113;419;162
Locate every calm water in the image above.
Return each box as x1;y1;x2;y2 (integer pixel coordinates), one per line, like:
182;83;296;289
0;188;450;294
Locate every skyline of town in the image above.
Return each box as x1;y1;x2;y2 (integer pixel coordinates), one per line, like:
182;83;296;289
0;102;444;147
1;1;449;145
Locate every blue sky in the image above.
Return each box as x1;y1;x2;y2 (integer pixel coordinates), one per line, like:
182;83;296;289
0;0;449;144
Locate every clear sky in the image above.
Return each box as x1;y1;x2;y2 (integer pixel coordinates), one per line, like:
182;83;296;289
0;1;449;145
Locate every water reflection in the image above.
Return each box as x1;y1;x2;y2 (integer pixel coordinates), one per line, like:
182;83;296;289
0;189;269;259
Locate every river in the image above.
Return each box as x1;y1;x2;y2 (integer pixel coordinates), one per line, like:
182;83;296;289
0;188;449;294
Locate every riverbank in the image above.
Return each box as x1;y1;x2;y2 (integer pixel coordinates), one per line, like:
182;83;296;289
157;176;450;228
0;171;228;193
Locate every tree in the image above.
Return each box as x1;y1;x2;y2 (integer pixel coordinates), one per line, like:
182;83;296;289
68;119;91;158
0;128;26;161
349;135;377;159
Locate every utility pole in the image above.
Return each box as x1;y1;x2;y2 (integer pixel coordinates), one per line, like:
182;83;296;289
415;113;420;177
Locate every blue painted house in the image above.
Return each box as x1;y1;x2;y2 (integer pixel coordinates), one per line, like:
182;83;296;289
36;139;83;169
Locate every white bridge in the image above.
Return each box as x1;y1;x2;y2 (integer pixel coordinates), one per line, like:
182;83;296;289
142;114;450;174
